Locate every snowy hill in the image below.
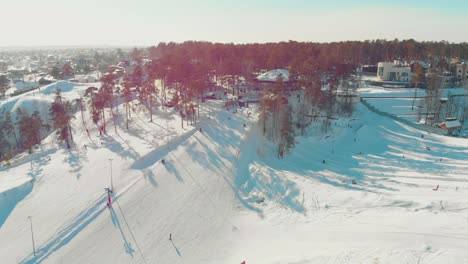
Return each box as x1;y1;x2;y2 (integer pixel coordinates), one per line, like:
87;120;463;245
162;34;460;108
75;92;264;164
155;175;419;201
0;84;468;263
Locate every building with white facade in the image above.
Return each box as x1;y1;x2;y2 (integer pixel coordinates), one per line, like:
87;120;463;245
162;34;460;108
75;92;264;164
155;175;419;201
377;61;411;82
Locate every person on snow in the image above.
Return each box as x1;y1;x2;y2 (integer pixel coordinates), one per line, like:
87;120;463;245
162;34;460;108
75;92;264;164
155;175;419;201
105;188;113;207
169;233;172;241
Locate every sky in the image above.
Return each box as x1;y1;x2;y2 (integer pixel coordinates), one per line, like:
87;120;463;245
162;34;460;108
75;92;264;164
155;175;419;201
1;0;468;47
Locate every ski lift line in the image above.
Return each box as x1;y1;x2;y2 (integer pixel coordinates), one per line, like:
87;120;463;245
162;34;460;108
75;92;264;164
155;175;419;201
114;199;148;264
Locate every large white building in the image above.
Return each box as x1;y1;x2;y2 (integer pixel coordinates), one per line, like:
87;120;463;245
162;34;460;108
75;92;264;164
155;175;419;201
377;61;411;82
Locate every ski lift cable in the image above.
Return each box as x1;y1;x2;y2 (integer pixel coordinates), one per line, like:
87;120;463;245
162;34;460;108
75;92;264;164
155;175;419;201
170;153;238;230
114;199;149;264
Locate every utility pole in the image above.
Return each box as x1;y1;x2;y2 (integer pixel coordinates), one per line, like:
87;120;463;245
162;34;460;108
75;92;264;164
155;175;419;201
109;158;113;191
28;216;36;257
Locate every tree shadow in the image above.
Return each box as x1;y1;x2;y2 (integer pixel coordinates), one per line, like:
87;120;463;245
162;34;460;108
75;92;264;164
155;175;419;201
65;149;87;180
100;134;139;160
164;160;184;182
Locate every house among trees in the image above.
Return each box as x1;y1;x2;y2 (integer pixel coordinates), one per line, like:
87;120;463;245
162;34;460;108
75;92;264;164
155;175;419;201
377;60;412;82
438;120;462;135
72;71;102;83
107;65;126;75
361;65;378;75
203;85;226;100
255;69;290;90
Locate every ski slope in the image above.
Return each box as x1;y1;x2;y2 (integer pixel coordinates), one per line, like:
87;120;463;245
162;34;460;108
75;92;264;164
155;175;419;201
0;84;468;263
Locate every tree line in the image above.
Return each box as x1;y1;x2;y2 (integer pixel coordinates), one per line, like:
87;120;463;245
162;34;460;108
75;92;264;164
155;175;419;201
2;39;467;160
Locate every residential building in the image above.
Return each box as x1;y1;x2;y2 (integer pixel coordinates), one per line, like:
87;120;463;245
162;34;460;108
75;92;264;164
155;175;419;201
377;61;411;82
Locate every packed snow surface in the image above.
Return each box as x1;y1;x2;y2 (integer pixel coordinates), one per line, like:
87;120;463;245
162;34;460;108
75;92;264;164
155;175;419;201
0;83;468;263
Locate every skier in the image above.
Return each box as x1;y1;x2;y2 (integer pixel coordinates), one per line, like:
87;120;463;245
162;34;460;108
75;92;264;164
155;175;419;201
433;185;439;191
105;188;113;208
169;233;172;241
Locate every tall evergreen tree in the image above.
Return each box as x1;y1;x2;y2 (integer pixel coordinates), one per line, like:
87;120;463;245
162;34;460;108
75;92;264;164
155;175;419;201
4;111;18;150
49;88;73;148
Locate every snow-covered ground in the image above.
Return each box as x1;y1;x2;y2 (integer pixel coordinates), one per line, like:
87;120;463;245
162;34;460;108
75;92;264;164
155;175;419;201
0;83;468;263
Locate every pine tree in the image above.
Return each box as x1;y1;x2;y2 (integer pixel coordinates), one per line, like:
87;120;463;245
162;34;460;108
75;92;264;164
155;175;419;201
16;108;28;150
4;111;18;150
0;112;9;160
0;74;9;98
122;76;133;130
30;111;43;146
140;64;157;122
100;73;117;133
49;88;73;148
411;63;424;110
280;105;295;157
85;86;102;134
0;128;8;160
259;89;272;136
16;108;41;151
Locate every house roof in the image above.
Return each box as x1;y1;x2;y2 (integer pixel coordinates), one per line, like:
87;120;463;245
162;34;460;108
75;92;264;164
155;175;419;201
441;120;462;129
256;69;289;82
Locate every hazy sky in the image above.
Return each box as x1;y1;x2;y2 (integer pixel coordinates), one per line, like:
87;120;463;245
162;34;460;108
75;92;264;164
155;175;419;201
1;0;467;46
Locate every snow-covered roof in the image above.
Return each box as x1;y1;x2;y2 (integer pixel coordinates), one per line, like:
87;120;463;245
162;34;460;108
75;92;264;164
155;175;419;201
442;120;462;129
256;69;289;82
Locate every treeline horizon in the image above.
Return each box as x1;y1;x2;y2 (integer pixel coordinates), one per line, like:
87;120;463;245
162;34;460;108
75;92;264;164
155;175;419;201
147;39;468;66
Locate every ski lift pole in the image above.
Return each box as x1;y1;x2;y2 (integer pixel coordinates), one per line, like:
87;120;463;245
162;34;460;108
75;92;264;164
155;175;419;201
28;216;36;257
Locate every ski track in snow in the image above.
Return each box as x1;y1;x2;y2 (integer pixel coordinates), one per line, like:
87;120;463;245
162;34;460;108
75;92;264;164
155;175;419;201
2;84;468;263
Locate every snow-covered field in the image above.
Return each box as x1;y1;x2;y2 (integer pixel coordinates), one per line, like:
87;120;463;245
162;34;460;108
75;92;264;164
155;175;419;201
0;83;468;263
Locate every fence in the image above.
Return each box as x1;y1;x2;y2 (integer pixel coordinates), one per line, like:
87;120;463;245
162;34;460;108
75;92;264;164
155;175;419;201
360;97;448;136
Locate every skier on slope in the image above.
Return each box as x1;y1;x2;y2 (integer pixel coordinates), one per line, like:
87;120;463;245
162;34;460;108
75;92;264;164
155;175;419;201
105;188;113;208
